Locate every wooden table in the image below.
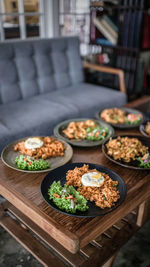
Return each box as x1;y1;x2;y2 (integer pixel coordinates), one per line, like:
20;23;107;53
0;96;150;267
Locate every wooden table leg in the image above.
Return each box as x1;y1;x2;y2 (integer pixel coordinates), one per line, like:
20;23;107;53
136;198;150;227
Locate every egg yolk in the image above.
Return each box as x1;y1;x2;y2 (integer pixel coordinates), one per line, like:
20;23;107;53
91;172;102;179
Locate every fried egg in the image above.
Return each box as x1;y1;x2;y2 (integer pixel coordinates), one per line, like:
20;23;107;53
25;137;44;150
81;171;104;187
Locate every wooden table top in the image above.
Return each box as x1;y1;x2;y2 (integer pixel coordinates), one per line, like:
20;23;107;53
0;122;150;254
1;96;150;254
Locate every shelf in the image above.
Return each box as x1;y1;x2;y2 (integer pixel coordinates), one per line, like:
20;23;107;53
90;5;146;11
140;47;150;52
89;42;139;52
89;0;150;96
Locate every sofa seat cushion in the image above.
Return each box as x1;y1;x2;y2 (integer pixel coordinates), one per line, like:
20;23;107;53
0;96;79;152
41;83;127;117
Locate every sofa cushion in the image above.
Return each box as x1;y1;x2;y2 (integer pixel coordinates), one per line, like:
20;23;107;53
0;96;79;152
40;83;127;117
0;37;84;104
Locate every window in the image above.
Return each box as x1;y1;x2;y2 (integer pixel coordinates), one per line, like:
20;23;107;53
59;0;90;55
0;0;45;41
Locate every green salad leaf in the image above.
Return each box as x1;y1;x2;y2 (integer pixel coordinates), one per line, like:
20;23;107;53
126;118;141;125
86;126;109;141
136;153;150;168
48;181;88;213
125;113;142;125
15;155;50;171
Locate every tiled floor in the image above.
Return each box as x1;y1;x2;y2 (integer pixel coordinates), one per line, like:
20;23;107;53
0;215;150;267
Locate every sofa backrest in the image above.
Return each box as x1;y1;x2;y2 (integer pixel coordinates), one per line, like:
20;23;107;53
0;36;84;105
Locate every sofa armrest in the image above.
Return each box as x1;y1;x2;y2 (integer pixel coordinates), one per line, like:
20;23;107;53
83;61;126;94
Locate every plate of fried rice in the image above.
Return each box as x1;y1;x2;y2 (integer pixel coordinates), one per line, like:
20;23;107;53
41;163;126;217
102;135;150;170
95;107;145;129
54;118;114;147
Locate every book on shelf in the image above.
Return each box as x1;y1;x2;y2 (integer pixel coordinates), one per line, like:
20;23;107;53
133;8;142;48
102;15;118;34
92;17;117;45
122;0;132;47
100;17;118;40
96;38;114;46
114;52;138;93
142;13;150;49
128;8;136;47
90;9;97;41
91;0;118;6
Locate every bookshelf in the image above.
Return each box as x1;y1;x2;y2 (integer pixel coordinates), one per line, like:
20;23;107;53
89;0;150;99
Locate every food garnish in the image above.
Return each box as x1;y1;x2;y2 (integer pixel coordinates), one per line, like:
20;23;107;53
15;155;50;171
86;126;108;141
48;181;88;213
101;108;142;125
66;164;120;209
63;120;108;141
137;153;150;168
106;136;149;163
126;113;142;125
14;137;65;159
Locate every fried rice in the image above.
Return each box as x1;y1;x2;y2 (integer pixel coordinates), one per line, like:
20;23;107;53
66;164;120;209
14;137;65;159
106;136;148;162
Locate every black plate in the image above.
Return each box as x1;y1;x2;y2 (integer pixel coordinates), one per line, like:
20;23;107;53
139;120;150;138
95;107;145;129
41;162;126;218
102;135;150;170
53;118;115;147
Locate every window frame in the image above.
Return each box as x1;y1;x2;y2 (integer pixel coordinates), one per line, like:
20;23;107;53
0;0;45;41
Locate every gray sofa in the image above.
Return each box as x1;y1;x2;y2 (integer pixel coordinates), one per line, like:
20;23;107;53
0;36;127;152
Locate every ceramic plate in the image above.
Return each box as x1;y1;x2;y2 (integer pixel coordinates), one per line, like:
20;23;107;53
95;107;145;129
54;118;115;147
139;120;150;138
41;162;126;218
102;135;150;170
1;136;73;173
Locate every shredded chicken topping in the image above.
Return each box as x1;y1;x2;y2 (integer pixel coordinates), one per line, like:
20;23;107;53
14;137;65;159
63;120;97;140
106;136;148;162
101;108;126;124
66;164;120;209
